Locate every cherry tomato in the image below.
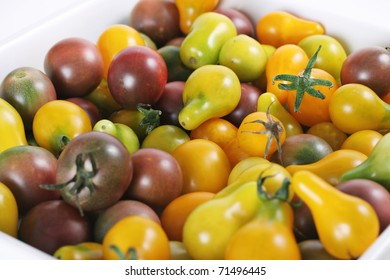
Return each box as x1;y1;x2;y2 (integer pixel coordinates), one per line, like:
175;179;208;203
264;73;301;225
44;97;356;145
0;182;18;237
102;216;170;260
340;130;383;156
32;100;92;156
306;122;348;151
172;139;231;194
160;191;215;241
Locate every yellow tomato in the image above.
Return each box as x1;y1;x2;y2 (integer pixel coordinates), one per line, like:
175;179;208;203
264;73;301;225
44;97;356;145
341;130;383;156
0;182;18;237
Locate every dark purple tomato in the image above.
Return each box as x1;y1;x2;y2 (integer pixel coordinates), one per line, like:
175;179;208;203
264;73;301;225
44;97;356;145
93;199;161;243
44;37;104;99
67;97;102;126
223;83;262;127
336;179;390;233
275;134;333;167
51;131;133;213
107;45;168;110
341;46;390;97
154;81;185;127
293;200;318;242
214;7;255;37
128;0;182;47
0;66;56;130
18;200;91;255
125;148;183;210
299;240;338;260
0;145;60;215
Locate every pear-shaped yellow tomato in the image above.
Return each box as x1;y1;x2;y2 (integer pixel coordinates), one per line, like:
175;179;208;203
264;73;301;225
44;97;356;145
32;100;92;156
0;98;28;153
0;182;18;237
178;65;241;130
219;34;268;82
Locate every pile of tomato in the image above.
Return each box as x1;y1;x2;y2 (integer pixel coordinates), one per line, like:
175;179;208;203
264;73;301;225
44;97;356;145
1;0;390;260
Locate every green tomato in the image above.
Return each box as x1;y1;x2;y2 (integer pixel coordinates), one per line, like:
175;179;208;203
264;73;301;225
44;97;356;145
141;125;190;154
93;119;140;154
298;34;347;84
219;34;268;82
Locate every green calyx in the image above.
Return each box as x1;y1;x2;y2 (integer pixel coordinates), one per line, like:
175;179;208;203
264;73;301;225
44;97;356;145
137;103;162;134
272;45;333;112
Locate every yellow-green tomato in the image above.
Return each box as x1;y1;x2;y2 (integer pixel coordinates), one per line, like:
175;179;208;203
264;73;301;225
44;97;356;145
94;119;139;154
298;34;347;84
219;34;268;82
180;12;237;69
141;125;190;154
178;65;241;130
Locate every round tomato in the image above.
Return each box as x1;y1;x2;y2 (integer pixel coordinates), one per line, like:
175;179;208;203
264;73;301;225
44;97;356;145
102;216;170;260
237;111;286;160
306;122;348;151
32;100;92;156
160;191;215;241
340;130;383;156
172;139;231;194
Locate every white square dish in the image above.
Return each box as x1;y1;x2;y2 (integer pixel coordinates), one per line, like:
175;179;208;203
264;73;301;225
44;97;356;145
0;0;389;260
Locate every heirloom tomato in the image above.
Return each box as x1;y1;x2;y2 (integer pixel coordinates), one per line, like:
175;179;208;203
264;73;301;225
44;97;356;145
0;182;18;237
340;130;383;156
102;216;170;260
54;242;103;260
172;139;231;194
306;122;348;151
42;131;133;214
32;100;92;156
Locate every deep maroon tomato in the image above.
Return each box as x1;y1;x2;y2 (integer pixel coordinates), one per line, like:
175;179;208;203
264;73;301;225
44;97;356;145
223;83;262;127
0;145;60;215
44;37;104;99
336;179;390;233
0;67;57;130
67;97;102;126
154;81;185;127
214;7;255;37
293;200;318;242
107;45;168;110
18;200;91;255
128;0;182;47
125;148;183;210
49;131;133;213
341;46;390;97
93;199;161;243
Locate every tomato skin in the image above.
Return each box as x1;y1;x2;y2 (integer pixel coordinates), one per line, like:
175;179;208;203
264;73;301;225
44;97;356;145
54;131;133;213
0;145;60;215
54;242;103;260
306;122;348;151
18;200;92;255
0;182;18;238
0;98;28;153
172;139;231;194
32;100;92;156
340;130;383;156
102;216;170;260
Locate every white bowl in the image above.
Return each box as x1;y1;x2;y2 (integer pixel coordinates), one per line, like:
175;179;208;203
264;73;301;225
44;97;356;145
0;0;389;260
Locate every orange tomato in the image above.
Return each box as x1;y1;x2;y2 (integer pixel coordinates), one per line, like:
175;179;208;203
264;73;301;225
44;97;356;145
102;216;170;260
190;118;238;149
172;139;231;194
237;111;286;159
256;11;324;48
265;44;309;105
97;24;145;78
160;191;215;241
286;68;339;127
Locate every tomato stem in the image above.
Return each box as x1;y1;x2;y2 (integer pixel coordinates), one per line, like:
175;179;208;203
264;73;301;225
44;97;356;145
109;245;138;260
272;45;333;112
137;103;162;134
40;153;98;216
